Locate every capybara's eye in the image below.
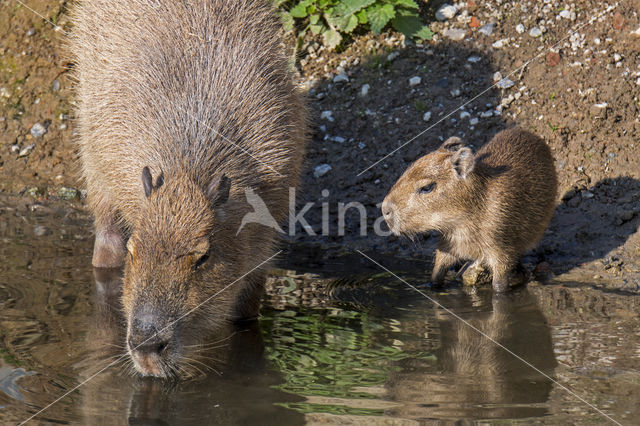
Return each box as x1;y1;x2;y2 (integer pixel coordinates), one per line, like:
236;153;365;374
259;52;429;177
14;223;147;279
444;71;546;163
418;183;436;194
194;251;210;270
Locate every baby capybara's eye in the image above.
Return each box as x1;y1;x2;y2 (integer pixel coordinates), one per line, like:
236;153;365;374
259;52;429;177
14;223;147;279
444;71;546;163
418;183;436;194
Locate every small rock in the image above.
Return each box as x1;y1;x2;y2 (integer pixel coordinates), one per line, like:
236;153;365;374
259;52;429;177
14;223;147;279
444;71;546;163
57;187;79;200
612;11;624;31
360;84;370;96
496;77;516;89
467;55;482;63
492;39;508;48
422;111;432;122
30;123;47;138
516;24;525;34
409;76;421;86
559;10;571;19
480;110;493;118
313;164;332;178
461;262;492;286
631;27;640;37
460;111;470;119
387;51;400;61
332;136;345;143
52;79;61;92
478;23;494;36
493;71;502;82
18;144;35;157
442;28;466;41
469;117;479;126
529;27;542;37
26;28;36;36
358;142;366;149
613;53;622;62
546;52;561;67
10;144;20;153
435;4;458;21
333;74;349;83
582;191;595;199
468;17;481;29
320;110;334;121
450;88;461;97
1;87;11;98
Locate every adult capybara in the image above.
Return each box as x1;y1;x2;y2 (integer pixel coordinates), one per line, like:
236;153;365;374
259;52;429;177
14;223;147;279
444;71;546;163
70;0;306;377
382;128;557;292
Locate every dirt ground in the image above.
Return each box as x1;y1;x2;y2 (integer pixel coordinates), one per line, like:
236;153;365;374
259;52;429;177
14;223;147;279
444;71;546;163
0;0;639;291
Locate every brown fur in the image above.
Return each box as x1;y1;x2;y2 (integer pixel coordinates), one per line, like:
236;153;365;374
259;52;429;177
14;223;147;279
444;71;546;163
382;128;557;292
69;0;306;377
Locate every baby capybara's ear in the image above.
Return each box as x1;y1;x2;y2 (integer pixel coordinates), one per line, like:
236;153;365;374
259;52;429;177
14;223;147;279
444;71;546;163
441;136;466;152
206;174;231;208
450;147;475;179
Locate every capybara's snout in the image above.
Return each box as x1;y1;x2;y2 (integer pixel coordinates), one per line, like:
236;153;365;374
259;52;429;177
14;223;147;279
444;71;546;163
127;305;177;377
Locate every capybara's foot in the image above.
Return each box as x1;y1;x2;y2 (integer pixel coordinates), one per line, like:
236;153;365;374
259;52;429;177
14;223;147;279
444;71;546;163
92;228;125;268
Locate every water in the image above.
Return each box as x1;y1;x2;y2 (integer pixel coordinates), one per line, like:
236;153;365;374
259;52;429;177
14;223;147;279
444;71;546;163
1;197;639;425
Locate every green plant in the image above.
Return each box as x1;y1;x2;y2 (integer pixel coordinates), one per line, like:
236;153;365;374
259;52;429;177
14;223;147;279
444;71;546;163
277;0;433;50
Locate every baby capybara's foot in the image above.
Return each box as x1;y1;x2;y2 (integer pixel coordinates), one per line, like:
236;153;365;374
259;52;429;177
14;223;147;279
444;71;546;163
92;227;125;268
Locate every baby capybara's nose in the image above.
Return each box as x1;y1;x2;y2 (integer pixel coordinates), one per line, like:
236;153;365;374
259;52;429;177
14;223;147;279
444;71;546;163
128;308;171;355
381;199;394;226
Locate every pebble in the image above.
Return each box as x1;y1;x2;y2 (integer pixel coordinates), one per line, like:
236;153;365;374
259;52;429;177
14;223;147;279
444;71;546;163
1;87;11;98
559;10;571;19
467;55;482;63
516;24;525;34
10;144;20;153
450;88;461;97
469;117;479;125
52;79;61;92
435;4;458;21
443;28;466;41
478;23;494;36
631;27;640;37
18;144;35;157
492;39;508;48
358;142;366;149
360;84;370;96
333;74;349;83
332;136;345;143
30;123;47;138
313;164;332;178
480;110;494;118
496;78;515;89
493;71;502;82
387;51;400;61
529;27;542;37
409;76;421;86
460;111;470;119
26;28;35;36
422;111;432;122
320;110;334;121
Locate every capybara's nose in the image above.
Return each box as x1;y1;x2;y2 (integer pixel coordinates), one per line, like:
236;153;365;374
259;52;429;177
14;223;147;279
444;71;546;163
128;308;171;355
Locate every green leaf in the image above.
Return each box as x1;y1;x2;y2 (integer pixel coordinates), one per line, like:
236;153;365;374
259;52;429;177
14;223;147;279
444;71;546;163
333;0;377;17
344;14;358;33
309;13;320;25
323;28;342;49
391;9;432;40
310;23;326;35
355;9;368;24
281;12;295;32
391;0;419;9
366;4;395;34
289;0;311;18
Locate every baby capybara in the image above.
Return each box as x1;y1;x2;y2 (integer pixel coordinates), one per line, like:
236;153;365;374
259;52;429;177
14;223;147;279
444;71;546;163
70;0;306;377
382;128;557;292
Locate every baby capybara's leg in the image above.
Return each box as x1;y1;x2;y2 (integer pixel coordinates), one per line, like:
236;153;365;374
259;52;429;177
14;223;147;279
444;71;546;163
432;248;459;286
91;196;125;268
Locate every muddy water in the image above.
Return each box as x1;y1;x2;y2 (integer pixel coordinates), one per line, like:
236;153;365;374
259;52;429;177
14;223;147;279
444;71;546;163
1;198;639;425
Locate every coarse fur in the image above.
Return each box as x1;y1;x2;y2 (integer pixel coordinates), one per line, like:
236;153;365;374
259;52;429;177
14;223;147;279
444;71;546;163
382;128;557;292
69;0;306;377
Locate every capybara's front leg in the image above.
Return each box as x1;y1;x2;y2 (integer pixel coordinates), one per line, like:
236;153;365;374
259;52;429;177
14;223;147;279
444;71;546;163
91;198;125;268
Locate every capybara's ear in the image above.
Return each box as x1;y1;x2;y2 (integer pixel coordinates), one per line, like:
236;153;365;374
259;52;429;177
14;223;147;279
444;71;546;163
154;172;164;190
441;136;465;152
142;166;153;197
450;147;475;179
206;174;231;208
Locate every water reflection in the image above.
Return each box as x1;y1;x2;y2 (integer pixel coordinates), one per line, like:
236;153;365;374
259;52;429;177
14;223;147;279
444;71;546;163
76;268;304;426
